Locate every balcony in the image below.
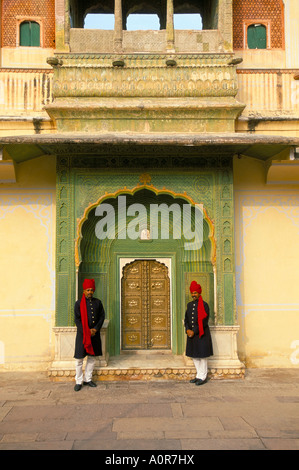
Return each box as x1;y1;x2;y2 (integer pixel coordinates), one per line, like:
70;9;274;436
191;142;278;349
1;67;298;133
44;52;243;134
0;68;53;116
236;69;299;118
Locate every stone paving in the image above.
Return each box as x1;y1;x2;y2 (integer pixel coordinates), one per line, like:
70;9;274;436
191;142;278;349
0;368;299;451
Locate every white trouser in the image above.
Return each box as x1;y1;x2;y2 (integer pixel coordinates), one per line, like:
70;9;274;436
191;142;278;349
192;357;208;380
75;356;96;384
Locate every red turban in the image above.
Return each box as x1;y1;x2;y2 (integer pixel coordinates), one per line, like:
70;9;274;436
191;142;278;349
189;280;207;338
83;279;95;291
190;280;202;295
80;279;95;355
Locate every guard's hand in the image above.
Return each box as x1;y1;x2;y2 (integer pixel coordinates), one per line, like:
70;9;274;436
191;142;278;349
90;328;97;336
187;329;194;338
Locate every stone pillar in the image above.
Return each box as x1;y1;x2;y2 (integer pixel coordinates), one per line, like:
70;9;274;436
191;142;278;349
55;0;69;51
114;0;123;53
64;0;70;46
166;0;175;52
218;0;233;52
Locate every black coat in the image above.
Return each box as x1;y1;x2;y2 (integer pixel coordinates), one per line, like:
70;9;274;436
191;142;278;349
74;296;105;359
184;299;213;358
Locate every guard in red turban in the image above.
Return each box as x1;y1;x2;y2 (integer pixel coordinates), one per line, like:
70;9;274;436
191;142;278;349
80;279;96;356
189;280;206;337
74;279;105;391
184;280;213;386
82;279;96;291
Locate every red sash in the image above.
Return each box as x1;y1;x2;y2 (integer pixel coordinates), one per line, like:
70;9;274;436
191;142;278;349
80;295;95;355
197;295;207;338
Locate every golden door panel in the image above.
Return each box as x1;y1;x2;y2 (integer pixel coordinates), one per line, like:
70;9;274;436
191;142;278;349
124;279;141;292
150;296;168;314
126;262;142;276
124;296;142;311
148;261;170;349
149;332;168;348
122;260;143;349
124;332;142;348
121;259;171;350
151;313;168;329
150;280;167;292
150;261;168;279
124;314;142;330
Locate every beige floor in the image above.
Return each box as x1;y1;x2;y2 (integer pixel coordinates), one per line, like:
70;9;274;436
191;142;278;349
1;369;299;450
104;351;191;369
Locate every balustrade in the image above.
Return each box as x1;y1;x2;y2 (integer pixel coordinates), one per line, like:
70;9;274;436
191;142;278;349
0;67;298;118
0;69;53;115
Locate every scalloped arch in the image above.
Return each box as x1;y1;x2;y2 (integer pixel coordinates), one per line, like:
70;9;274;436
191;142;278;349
75;182;216;267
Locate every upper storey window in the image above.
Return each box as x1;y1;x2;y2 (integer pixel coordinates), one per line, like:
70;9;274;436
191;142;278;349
174;13;203;30
84;12;203;31
127;14;160;31
84;14;115;30
233;0;284;50
247;24;267;49
80;1;211;31
19;21;40;47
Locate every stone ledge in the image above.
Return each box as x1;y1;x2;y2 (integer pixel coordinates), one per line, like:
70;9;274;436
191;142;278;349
48;365;245;382
48;323;245;381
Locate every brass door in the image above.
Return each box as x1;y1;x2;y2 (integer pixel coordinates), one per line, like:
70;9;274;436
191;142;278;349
121;259;171;350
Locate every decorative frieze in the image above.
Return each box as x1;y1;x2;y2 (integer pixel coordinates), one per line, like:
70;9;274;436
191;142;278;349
48;366;245;381
49;53;239;99
45;51;244;133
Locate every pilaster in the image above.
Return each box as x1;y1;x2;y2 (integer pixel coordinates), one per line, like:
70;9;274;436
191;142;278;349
55;0;70;52
166;0;175;52
114;0;123;53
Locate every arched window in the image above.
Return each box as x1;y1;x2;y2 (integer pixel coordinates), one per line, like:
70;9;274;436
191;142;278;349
126;14;160;30
84;13;115;30
247;24;267;49
20;21;40;47
174;13;203;30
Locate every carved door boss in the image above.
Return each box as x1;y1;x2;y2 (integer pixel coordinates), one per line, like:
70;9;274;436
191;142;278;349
121;260;171;350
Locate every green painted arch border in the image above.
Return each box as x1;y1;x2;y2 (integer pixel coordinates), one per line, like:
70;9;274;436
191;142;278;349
75;181;216;268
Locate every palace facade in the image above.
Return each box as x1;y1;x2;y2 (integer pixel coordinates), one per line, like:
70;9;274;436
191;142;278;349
0;0;298;379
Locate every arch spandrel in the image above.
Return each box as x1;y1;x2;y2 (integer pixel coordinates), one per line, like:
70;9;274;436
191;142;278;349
75;182;216;268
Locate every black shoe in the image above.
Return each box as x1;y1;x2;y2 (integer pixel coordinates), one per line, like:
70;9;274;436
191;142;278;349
189;378;198;383
83;380;97;387
195;378;207;386
74;384;82;392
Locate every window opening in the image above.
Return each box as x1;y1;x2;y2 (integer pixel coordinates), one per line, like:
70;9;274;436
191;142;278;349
126;14;160;31
174;13;202;30
84;13;115;29
20;21;40;47
247;24;267;49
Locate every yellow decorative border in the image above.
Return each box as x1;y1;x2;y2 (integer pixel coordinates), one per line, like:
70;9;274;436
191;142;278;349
75;179;216;267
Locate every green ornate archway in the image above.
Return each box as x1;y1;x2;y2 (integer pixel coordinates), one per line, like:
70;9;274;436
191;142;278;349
77;186;215;355
55;154;236;357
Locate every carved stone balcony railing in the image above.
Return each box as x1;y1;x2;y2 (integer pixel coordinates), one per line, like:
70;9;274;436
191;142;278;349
69;29;226;54
236;69;299;118
45;52;244;134
0;68;53;116
1;67;298;125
